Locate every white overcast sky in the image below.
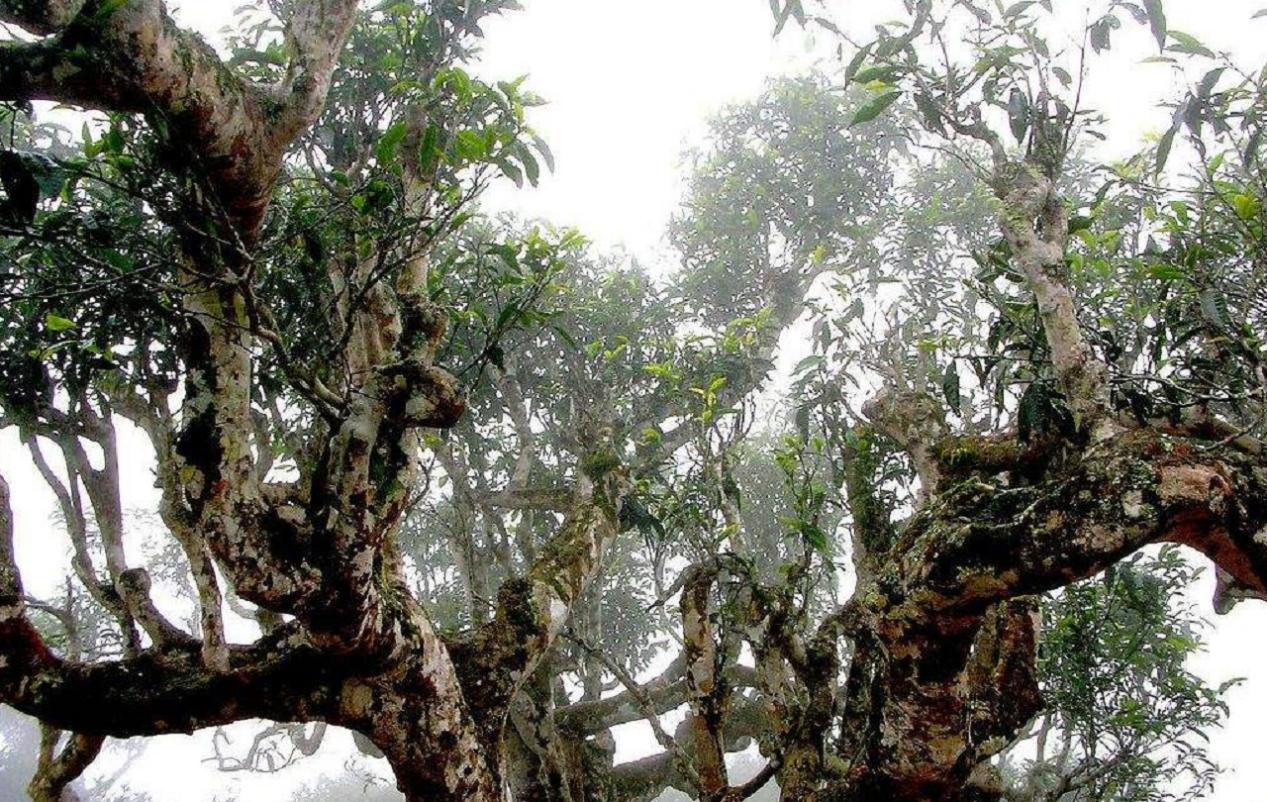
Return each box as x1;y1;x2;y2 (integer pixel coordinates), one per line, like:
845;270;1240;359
4;1;1267;800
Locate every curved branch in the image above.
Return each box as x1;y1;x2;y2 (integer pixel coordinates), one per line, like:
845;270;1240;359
0;0;87;34
893;428;1267;616
457;466;629;718
0;0;359;240
27;725;104;802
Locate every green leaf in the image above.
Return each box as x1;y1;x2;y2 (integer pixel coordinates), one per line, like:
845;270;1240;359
942;362;961;411
1184;96;1204;138
843;44;874;86
1142;0;1167;51
1155;120;1179;177
418;123;440;172
1017;382;1045;442
1197;67;1225;99
799;521;830;553
518;146;541;186
1003;1;1036;19
795;404;811;440
1068;214;1095;233
1147;263;1184;281
45;312;75;332
1090;15;1119;53
531;133;555;173
89;0;127;22
1008;88;1030;143
1245;127;1263;166
454;129;488;162
551;324;578;350
1233;193;1261;220
964;3;991;24
375;121;408;164
495;299;521;330
913;93;945;135
496;158;524;187
102;125;124;154
1199;287;1228;329
849;91;901;127
852;64;899;84
1168;30;1215;58
793;354;825;374
772;0;803;34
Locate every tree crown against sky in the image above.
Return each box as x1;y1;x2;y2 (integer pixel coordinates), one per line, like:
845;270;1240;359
0;1;1266;801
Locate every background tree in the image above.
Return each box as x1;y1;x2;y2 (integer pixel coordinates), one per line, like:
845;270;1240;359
999;549;1232;802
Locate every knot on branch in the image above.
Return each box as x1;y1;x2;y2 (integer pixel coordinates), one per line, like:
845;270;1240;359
863;389;949;497
992;160;1052;218
390;363;466;429
399;299;448;365
863;389;948;445
118;567;152;596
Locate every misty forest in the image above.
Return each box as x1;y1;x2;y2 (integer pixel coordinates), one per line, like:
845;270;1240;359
1;0;1266;800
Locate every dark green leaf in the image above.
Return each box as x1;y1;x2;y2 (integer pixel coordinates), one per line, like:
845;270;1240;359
1090;16;1119;53
795;403;811;440
1155;120;1179;176
1003;1;1036;19
551;324;578;350
1199;288;1228;329
852;64;899;84
518;146;541;186
496;158;524;187
942;362;961;411
454;129;488;162
1018;382;1045;442
1245;127;1263;166
1197;67;1225;99
914;93;946;135
1168;30;1215;58
1068;214;1095;233
1008;88;1030;143
1142;0;1167;51
799;521;830;553
843;44;874;86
